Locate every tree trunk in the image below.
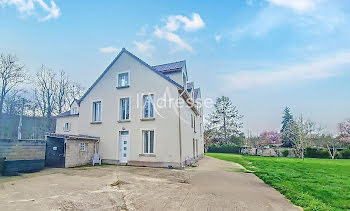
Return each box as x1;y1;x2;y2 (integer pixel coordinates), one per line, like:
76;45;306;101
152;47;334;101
223;114;227;143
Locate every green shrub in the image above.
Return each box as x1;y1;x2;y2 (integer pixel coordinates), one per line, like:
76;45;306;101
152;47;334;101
305;147;330;158
340;148;350;159
281;149;289;157
207;144;240;154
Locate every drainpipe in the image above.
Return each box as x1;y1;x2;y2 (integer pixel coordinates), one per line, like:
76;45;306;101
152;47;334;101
177;94;183;169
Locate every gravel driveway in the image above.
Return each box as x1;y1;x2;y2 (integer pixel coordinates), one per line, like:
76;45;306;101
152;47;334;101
0;156;300;210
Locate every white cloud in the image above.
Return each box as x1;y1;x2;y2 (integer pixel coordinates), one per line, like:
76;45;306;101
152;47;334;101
99;46;119;53
215;35;222;42
134;40;154;57
165;13;205;32
266;0;316;12
224;51;350;90
0;0;60;21
154;26;193;52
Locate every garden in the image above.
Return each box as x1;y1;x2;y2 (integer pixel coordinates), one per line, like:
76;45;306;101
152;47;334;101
206;153;350;211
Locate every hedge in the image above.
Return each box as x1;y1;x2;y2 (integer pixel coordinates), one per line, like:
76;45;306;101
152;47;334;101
207;144;241;153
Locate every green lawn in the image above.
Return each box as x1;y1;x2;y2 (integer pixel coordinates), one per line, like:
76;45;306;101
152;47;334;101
206;153;350;211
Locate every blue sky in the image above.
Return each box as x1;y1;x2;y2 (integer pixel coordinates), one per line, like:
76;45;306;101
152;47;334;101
1;0;350;134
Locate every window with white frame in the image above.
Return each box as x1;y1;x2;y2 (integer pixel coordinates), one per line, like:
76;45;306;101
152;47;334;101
71;107;78;115
92;101;101;122
120;98;130;120
64;122;70;132
80;143;86;151
118;72;129;87
191;114;193;128
143;130;154;154
143;94;154;118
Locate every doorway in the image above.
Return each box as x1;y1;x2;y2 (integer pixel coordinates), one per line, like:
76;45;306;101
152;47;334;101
119;131;129;164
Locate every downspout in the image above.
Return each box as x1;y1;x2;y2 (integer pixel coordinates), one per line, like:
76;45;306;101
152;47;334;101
178;94;183;169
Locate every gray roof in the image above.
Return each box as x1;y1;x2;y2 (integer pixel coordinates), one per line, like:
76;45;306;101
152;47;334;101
55;111;79;118
152;60;186;74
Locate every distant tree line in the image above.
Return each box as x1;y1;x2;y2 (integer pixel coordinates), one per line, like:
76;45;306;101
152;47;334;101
0;53;85;139
204;96;350;159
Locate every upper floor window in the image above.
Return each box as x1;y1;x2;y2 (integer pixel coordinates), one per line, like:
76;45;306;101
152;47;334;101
71;107;78;115
64;122;70;132
143;94;154;119
120;98;130;120
118;72;129;88
143;130;154;154
93;101;102;122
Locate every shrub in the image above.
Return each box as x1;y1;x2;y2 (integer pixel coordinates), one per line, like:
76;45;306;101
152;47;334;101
282;149;289;157
304;147;330;158
340;147;350;159
207;144;240;154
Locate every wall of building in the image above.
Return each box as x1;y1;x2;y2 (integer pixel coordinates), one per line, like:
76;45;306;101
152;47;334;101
0;139;46;176
65;139;96;168
76;52;182;165
55;51;204;168
56;116;79;134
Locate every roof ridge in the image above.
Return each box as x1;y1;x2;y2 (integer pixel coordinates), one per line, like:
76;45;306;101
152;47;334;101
152;60;186;67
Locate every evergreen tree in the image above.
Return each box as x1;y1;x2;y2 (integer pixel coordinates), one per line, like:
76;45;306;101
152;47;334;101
206;96;243;144
280;107;294;147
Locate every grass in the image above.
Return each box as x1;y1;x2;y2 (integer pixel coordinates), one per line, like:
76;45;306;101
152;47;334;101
206;153;350;211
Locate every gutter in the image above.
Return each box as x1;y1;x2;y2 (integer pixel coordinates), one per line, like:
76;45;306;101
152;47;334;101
177;94;183;169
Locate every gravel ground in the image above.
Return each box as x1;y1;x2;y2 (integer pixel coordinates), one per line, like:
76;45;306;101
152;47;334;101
0;156;300;211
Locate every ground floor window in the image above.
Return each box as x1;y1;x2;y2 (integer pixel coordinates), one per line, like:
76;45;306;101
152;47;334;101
143;130;154;154
80;143;86;151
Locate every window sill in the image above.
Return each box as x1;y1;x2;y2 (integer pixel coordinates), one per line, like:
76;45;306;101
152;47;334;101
118;120;130;123
140;118;155;121
90;121;102;124
116;85;130;89
139;153;156;157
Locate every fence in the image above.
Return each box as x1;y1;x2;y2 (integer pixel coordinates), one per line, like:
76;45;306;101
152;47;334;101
0;139;46;176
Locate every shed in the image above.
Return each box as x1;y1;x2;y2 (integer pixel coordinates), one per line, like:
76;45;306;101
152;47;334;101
45;133;99;168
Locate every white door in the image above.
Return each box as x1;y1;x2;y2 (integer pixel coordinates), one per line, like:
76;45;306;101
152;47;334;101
119;131;129;163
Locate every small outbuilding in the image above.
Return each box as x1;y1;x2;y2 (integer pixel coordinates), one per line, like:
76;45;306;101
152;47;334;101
45;133;99;168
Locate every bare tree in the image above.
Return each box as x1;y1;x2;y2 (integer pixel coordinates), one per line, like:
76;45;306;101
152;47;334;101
35;65;57;118
0;54;26;119
57;70;69;114
67;82;85;106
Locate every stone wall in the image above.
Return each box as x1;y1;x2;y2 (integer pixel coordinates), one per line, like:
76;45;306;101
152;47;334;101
65;139;96;168
240;147;297;158
0;139;46;176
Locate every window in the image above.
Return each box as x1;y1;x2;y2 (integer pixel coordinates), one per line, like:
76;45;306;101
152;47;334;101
93;101;101;122
64;122;70;132
118;72;129;87
80;143;86;151
120;98;130;120
71;107;78;115
143;94;154;118
200;123;202;137
143;130;154;154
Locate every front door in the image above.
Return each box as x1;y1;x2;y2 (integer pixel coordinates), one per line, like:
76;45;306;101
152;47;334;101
119;131;129;164
45;137;65;168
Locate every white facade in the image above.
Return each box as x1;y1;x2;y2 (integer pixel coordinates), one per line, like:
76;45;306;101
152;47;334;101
55;48;204;168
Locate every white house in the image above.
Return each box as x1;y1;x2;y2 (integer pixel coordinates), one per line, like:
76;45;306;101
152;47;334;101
53;48;204;168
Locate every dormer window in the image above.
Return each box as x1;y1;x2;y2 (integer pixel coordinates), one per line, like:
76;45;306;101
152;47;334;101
117;72;129;88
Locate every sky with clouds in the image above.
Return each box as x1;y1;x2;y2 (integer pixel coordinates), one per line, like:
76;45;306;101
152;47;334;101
1;0;350;134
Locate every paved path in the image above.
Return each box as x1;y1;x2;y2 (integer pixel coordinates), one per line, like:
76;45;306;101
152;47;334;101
0;156;301;211
186;156;301;211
